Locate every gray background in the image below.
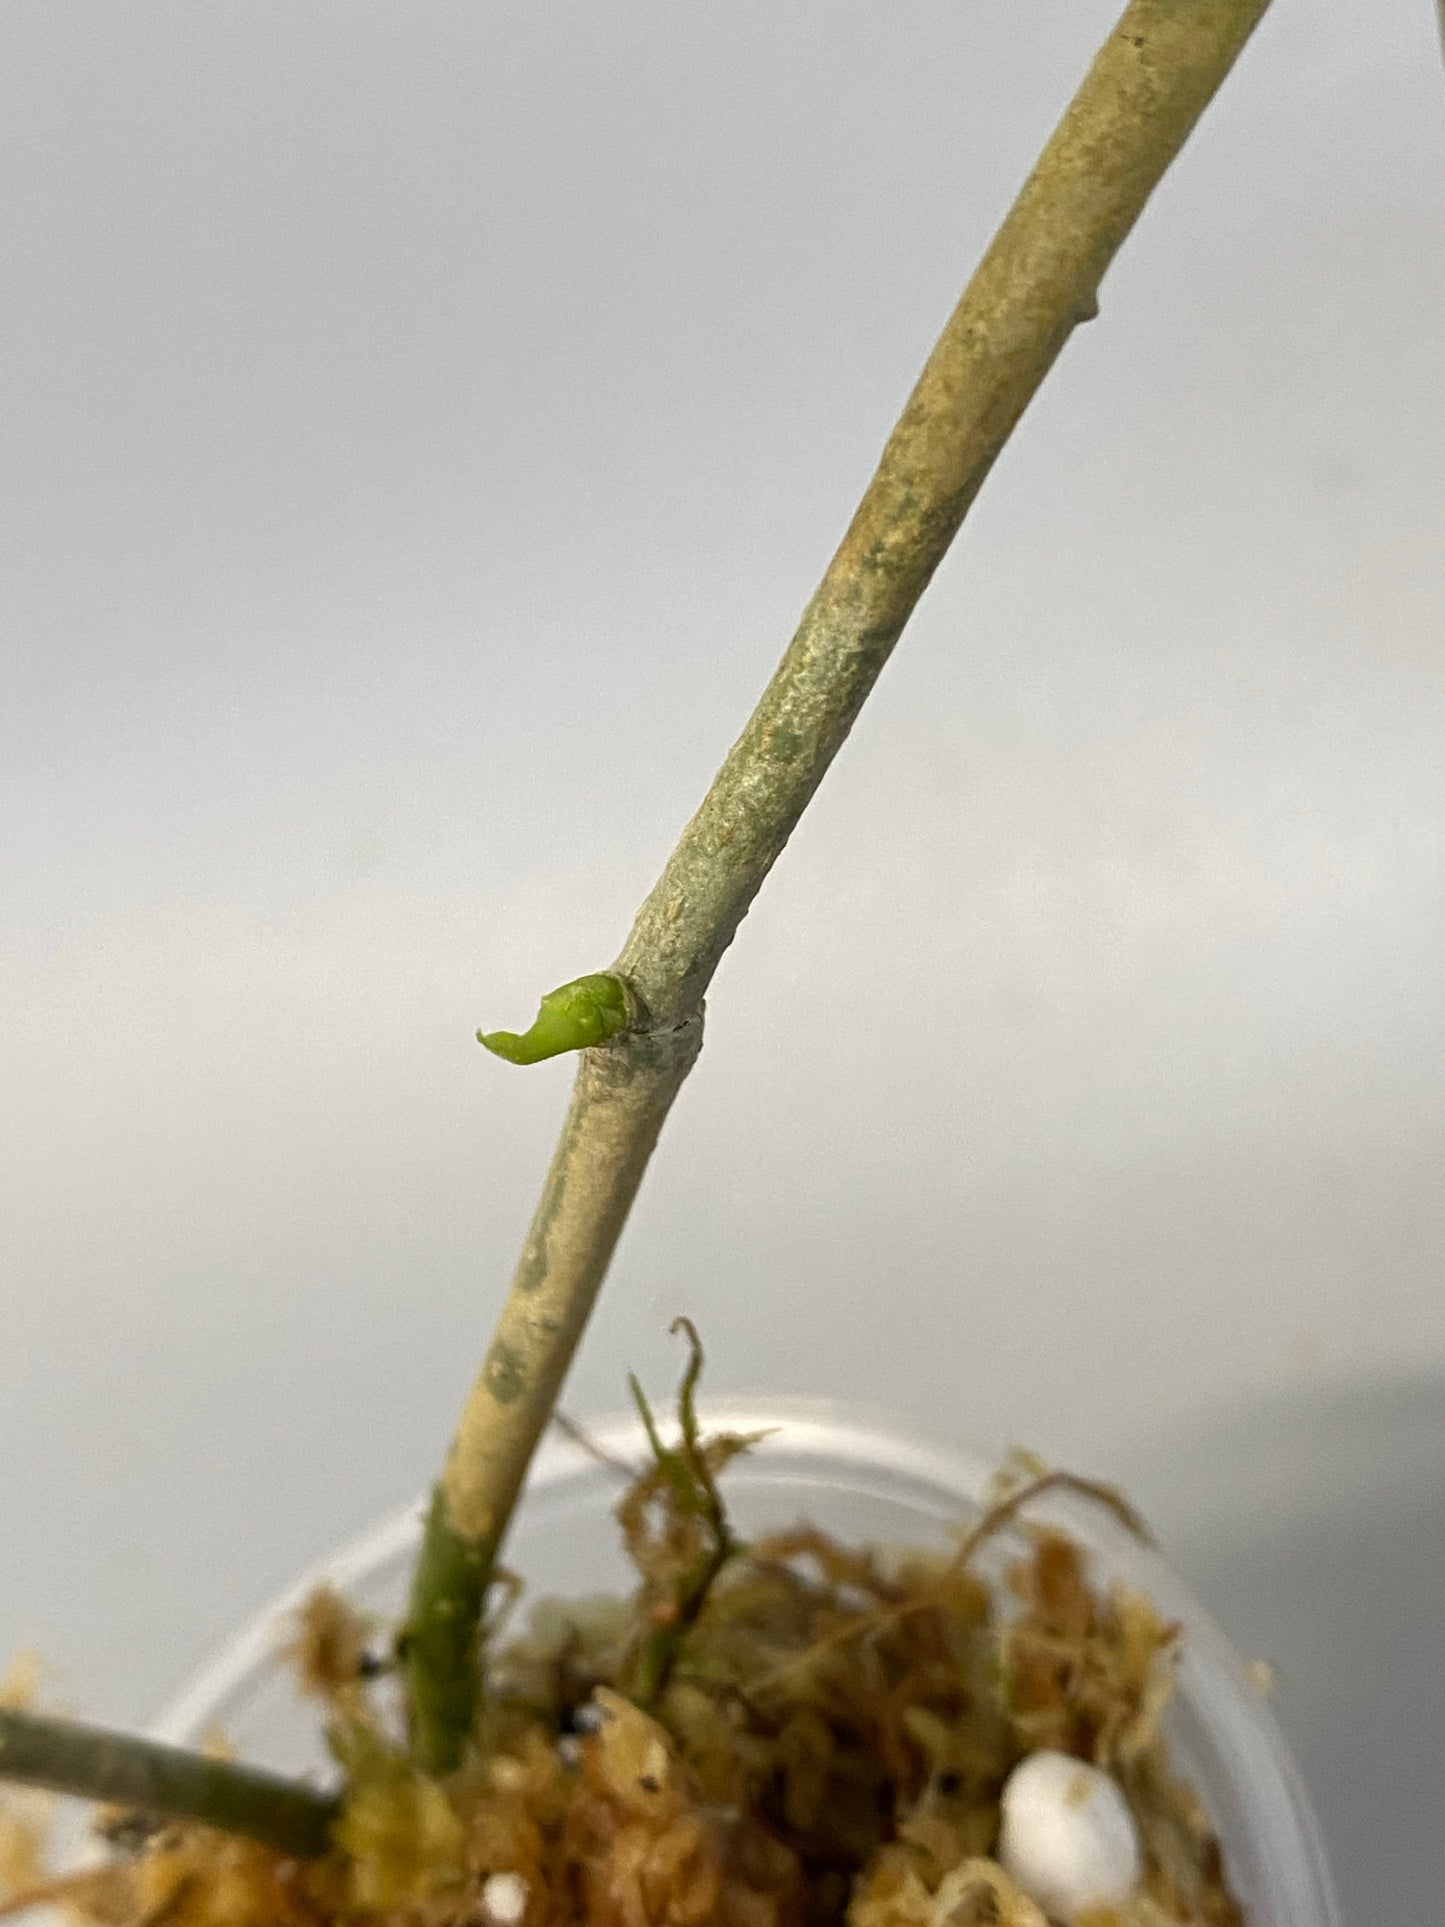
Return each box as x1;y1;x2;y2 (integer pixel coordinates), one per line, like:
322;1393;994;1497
2;3;1442;1918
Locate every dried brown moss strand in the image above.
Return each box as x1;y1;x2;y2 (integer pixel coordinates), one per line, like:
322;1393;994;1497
404;0;1274;1773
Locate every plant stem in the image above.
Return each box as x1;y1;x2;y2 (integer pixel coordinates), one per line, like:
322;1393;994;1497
406;1019;702;1771
0;1708;339;1857
405;0;1273;1773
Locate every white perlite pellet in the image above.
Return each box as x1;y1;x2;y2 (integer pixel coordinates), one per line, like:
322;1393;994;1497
998;1749;1142;1920
480;1872;530;1927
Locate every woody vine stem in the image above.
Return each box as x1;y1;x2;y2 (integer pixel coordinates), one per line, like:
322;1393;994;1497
403;0;1275;1775
0;0;1276;1843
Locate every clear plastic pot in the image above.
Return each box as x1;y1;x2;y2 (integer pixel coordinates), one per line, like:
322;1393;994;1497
151;1403;1340;1926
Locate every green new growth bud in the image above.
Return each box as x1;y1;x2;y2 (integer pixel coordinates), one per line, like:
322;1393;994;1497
478;972;632;1066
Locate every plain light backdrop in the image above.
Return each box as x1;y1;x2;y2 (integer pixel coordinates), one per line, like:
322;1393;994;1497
3;4;1442;1917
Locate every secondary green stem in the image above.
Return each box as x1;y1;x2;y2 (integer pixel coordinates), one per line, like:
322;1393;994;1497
0;1708;339;1857
406;0;1273;1772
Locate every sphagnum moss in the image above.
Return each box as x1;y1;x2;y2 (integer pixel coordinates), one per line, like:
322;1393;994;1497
0;1345;1241;1927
